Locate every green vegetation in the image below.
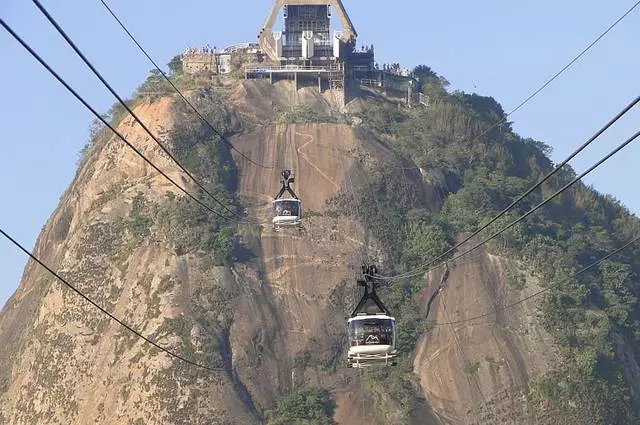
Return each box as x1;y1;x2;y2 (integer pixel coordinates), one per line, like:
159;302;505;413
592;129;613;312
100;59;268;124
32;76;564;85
168;55;183;75
128;192;151;239
134;69;199;100
464;361;481;375
267;388;335;425
485;356;506;373
505;270;526;290
246;329;265;367
133;55;212;101
345;64;640;423
361;363;422;423
152;85;241;266
230;51;252;79
153;195;235;265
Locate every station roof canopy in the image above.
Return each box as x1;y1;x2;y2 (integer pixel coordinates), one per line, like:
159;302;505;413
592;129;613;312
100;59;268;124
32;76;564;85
259;0;357;60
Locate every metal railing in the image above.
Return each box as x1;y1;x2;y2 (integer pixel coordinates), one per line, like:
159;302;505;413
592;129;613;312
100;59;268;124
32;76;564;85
245;64;343;73
360;79;381;87
352;65;373;72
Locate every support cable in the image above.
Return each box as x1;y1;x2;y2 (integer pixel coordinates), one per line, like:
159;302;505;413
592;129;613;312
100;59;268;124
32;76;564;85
97;0;276;170
0;19;245;224
0;226;223;372
376;94;640;281
32;0;245;220
440;0;640;154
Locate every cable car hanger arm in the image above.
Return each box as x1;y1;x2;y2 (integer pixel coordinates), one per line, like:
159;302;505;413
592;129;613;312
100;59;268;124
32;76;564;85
274;169;299;200
350;282;391;316
351;264;392;316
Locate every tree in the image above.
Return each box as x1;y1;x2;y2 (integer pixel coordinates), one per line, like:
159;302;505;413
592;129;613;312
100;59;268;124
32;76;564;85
402;222;450;268
600;261;636;326
267;388;335;425
412;64;449;93
412;65;438;81
168;54;183;75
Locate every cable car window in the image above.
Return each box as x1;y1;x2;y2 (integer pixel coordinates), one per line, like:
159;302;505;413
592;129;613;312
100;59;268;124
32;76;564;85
273;200;300;217
349;318;394;346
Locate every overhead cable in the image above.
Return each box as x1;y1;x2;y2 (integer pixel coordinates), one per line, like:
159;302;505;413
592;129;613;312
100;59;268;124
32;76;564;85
0;226;223;372
452;0;640;150
365;0;640;280
32;0;244;220
388;127;640;282
0;18;244;224
97;0;275;170
379;94;640;281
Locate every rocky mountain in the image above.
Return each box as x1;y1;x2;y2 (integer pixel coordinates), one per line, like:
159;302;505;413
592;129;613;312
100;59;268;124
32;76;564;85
1;67;639;425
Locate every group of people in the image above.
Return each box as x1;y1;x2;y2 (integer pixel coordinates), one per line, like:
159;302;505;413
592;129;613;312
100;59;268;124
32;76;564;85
383;63;411;77
183;44;217;55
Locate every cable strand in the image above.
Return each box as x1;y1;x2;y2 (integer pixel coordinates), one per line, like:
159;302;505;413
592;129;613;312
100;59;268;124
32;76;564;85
378;94;640;281
32;0;246;220
97;0;275;170
0;227;223;372
0;18;243;224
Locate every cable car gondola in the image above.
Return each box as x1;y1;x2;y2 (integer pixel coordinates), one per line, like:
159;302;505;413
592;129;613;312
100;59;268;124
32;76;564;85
347;265;397;368
272;169;302;231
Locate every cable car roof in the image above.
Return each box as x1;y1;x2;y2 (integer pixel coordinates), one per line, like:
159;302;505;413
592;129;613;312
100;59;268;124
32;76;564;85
272;199;301;204
348;314;395;323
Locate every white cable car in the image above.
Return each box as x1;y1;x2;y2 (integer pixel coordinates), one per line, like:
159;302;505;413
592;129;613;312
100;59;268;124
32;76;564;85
347;265;397;368
272;199;302;227
272;169;302;230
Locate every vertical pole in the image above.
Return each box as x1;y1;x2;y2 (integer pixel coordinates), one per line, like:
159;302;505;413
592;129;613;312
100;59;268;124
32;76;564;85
318;76;322;92
342;66;347;106
294;71;298;90
382;72;386;95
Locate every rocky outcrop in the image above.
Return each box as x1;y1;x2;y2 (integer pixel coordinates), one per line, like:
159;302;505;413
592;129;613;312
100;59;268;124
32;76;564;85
0;80;587;425
414;243;558;425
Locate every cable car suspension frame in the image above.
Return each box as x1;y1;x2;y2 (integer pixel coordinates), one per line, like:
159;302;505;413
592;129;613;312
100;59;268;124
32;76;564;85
272;169;303;231
347;265;398;368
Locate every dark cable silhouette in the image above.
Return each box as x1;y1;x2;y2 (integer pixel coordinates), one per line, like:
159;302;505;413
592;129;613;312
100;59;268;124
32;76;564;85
97;0;276;170
32;0;244;220
377;95;640;281
0;18;245;224
0;226;224;372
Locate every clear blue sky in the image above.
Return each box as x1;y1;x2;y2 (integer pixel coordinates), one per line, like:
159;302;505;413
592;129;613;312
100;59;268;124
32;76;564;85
1;0;639;308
